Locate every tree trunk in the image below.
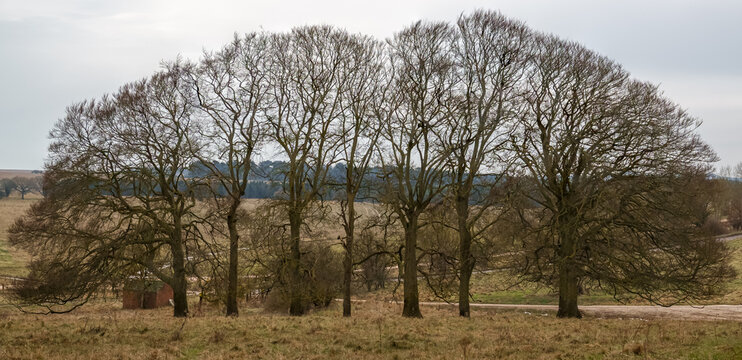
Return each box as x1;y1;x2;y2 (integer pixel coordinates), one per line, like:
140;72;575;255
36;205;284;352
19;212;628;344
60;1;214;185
402;214;422;318
342;200;355;317
225;209;239;317
456;196;474;318
458;230;474;318
170;225;189;317
288;210;304;316
556;254;581;318
342;238;352;317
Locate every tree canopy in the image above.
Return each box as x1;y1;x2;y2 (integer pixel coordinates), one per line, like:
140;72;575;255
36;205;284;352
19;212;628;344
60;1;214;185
8;10;734;319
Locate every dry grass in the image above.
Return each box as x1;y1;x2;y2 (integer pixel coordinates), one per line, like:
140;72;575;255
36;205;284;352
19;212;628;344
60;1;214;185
1;192;742;358
0;170;41;179
0;198;34;277
718;237;742;304
2;195;742;303
0;299;740;359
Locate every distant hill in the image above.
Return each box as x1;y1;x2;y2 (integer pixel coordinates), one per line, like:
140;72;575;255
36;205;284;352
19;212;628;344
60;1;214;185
709;173;742;182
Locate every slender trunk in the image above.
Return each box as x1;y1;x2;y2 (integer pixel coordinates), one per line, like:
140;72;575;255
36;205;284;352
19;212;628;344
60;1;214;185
342;200;355;317
456;196;474;317
288;209;304;316
402;214;422;318
170;219;189;317
225;206;239;317
342;237;353;317
458;231;473;317
556;237;581;318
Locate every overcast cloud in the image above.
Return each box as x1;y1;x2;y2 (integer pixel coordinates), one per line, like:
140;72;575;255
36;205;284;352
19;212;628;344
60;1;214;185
1;0;740;170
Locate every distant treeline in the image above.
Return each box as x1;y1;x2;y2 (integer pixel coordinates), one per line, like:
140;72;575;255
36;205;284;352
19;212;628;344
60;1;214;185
0;177;42;199
189;160;382;200
188;160;497;203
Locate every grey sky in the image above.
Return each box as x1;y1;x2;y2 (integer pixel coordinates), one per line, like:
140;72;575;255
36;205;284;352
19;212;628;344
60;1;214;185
1;0;740;170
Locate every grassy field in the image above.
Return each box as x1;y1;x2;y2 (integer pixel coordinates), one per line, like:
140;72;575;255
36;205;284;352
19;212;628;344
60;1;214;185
0;198;34;277
719;237;742;304
0;300;740;359
2;193;742;303
391;235;742;307
466;236;742;306
0;169;41;179
1;195;742;358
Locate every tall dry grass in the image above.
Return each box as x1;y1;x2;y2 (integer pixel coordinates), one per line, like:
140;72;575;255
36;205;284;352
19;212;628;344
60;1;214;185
0;299;740;359
0;198;34;277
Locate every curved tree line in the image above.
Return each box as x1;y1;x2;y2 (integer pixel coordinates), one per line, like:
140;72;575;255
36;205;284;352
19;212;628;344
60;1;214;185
8;10;734;319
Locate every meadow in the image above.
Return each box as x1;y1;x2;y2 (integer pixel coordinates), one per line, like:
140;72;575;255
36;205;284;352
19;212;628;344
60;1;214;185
1;300;741;359
1;195;742;359
0;197;33;277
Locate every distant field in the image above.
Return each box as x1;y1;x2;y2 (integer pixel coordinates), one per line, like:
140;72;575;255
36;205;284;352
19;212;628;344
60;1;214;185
1;194;742;304
0;198;34;277
1;190;741;303
0;169;44;202
0;169;42;179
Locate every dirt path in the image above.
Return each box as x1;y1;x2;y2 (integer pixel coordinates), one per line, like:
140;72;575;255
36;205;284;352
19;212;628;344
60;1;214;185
416;301;742;321
718;232;742;242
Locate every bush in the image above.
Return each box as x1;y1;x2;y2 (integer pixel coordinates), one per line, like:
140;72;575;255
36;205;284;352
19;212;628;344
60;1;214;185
728;197;742;230
702;216;729;236
242;204;344;313
355;230;394;292
262;243;343;313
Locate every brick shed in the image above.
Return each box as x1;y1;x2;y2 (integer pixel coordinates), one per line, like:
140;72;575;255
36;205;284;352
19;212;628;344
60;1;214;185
122;280;173;309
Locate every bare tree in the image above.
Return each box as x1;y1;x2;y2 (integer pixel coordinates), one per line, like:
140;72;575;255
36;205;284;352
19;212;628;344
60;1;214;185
13;177;35;199
242;202;344;310
31;176;46;197
728;189;742;231
353;216;397;292
113;63;207;317
187;33;269;316
9;13;734;321
11;64;207;317
378;21;457;318
264;26;347;316
8;170;145;313
509;34;734;318
722;162;742;230
443;11;531;317
334;34;386;317
0;178;16;198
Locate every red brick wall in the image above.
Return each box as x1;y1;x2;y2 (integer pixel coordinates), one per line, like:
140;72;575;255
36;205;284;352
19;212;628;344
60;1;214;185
155;284;174;307
122;284;173;309
122;290;144;309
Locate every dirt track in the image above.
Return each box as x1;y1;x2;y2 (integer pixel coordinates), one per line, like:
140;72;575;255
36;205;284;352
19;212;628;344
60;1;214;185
718;232;742;242
417;301;742;321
